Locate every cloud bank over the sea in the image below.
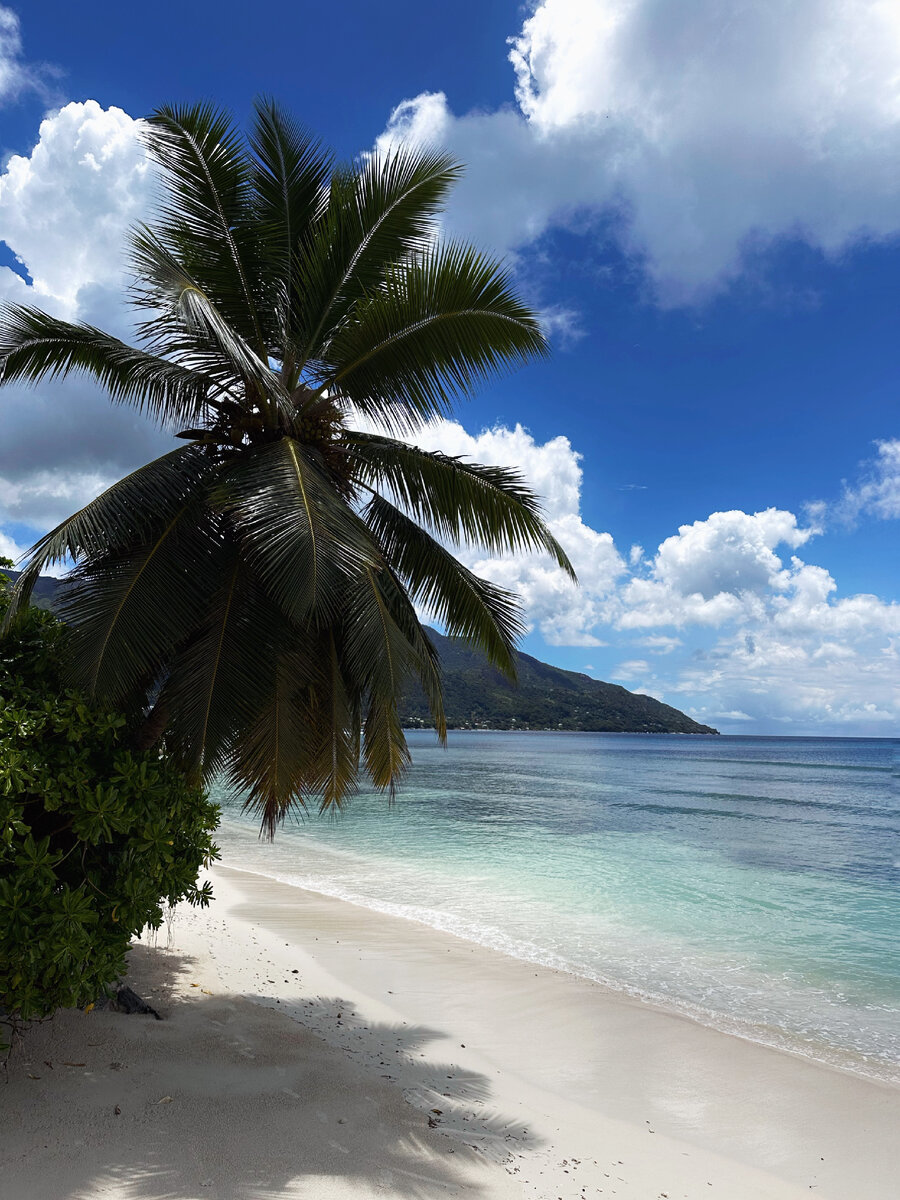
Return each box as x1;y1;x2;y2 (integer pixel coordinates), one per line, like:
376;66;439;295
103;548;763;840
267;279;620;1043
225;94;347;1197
378;0;900;304
408;418;900;734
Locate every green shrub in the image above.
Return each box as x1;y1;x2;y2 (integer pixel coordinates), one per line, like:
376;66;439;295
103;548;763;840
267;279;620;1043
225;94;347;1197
0;568;219;1026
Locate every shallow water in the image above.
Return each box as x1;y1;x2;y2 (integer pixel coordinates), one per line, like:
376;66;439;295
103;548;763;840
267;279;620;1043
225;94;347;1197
212;732;900;1079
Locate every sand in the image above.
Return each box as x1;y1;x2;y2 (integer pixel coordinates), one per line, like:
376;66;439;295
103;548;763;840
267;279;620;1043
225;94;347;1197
3;861;898;1200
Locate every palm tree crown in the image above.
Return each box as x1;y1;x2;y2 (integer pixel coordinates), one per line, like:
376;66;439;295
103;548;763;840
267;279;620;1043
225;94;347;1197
0;100;573;835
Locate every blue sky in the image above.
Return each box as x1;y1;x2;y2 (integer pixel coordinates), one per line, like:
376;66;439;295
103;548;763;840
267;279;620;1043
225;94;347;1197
1;1;898;734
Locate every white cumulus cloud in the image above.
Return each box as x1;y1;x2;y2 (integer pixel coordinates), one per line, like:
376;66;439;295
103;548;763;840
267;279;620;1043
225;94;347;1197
379;0;900;303
405;419;626;647
0;101;167;538
0;100;152;314
0;526;25;563
836;438;900;523
671;583;900;731
406;417;900;731
617;508;813;628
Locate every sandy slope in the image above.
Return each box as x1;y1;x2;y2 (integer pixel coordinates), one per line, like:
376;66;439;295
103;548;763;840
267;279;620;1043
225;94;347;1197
3;862;898;1200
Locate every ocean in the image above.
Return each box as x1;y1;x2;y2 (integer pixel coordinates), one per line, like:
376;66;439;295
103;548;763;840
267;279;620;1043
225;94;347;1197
211;732;900;1081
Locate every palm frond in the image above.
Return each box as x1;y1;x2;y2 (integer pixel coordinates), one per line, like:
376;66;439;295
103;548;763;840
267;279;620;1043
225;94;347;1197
361;562;447;742
340;566;422;789
216;437;376;624
348;431;575;575
225;643;320;838
160;548;251;777
323;242;548;430
307;632;362;812
295;146;460;368
130;228;286;412
363;692;410;794
57;500;224;705
1;446;212;632
143;102;265;354
365;493;523;679
0;304;214;426
248;97;332;357
341;566;410;696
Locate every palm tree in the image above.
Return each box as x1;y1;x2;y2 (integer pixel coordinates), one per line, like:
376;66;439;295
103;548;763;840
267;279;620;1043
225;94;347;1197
0;101;573;835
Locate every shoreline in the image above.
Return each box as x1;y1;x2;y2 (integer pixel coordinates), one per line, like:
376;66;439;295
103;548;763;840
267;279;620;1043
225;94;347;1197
204;862;900;1198
214;855;900;1088
6;859;898;1199
401;726;722;735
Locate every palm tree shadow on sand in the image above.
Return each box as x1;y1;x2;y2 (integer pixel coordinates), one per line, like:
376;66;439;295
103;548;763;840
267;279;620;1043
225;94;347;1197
5;943;539;1200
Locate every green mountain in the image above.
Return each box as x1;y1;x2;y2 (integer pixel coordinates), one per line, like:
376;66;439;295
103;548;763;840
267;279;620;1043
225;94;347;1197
1;571;716;734
403;627;718;735
0;568;60;609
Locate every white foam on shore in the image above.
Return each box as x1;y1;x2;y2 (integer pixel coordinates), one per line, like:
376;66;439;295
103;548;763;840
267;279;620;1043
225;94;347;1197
216;844;900;1088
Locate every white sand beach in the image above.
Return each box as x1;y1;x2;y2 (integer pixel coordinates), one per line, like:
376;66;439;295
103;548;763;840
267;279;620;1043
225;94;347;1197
4;861;898;1200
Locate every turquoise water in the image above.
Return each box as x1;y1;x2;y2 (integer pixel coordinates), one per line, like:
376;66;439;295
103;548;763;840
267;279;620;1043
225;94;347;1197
213;733;900;1079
